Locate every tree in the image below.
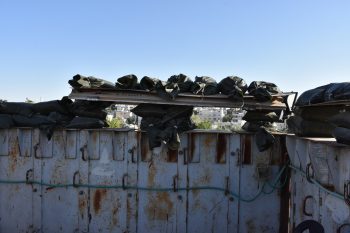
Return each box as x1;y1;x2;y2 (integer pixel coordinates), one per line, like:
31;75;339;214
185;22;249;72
107;117;125;128
25;98;35;103
191;115;212;129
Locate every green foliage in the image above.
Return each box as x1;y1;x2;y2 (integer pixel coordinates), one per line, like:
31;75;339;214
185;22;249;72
222;114;233;122
191;115;212;129
196;120;212;129
107;117;125;128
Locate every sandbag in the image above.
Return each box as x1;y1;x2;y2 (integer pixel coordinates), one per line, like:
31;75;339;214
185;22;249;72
286;116;334;137
295;82;350;107
138;104;194;150
115;74;139;89
294;106;347;121
324;82;350;102
32;97;72;115
243;111;280;122
140;76;161;91
241;121;274;132
218;76;247;100
255;128;275;152
191;76;218;95
332;127;350;145
12;115;55;127
329;112;350;129
0;114;15;129
69;100;111;120
248;81;281;102
66;117;106;129
131;104;167;118
48;112;74;126
68;74;116;89
0;101;34;117
167;74;194;92
295;84;329;106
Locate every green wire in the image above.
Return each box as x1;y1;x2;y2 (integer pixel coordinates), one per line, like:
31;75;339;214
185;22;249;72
289;164;344;200
0;164;289;203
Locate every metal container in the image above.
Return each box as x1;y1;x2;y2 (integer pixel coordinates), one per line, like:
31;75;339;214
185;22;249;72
0;128;287;233
286;135;350;233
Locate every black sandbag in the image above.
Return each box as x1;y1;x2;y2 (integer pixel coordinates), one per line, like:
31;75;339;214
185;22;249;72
167;74;194;92
324;82;350;102
32;97;72;115
332;127;350;145
286;116;334;137
248;81;281;102
0;114;15;129
255;128;275;152
140;76;161;91
159;126;180;150
160;105;194;124
69;100;111;120
0;101;34;117
154;80;180;100
295;84;329;106
131;104;167;118
329;112;350;129
218;76;247;100
294;106;347;121
12;115;56;127
164;117;196;133
68;74;116;89
66;117;105;129
241;121;274;132
243;111;280;122
48;112;74;126
116;74;138;89
191;76;218;95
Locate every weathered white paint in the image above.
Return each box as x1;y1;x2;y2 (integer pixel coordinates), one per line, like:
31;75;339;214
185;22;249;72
0;129;286;233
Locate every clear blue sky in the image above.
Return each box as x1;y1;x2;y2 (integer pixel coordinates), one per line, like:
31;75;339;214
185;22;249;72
0;0;349;102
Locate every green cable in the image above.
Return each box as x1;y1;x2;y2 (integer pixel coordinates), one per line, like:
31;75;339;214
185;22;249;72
0;164;288;203
289;164;344;200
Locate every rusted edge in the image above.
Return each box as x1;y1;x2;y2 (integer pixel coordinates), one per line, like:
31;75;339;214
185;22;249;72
167;149;178;163
241;135;252;165
216;133;227;164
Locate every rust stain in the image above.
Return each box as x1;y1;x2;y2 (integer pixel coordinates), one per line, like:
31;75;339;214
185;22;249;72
111;200;121;227
241;135;252;164
204;135;212;148
8;136;19;173
141;133;150;161
146;192;174;221
167;149;178;163
246;219;256;233
189;133;196;162
147;162;156;187
79;197;87;219
216;134;227;164
93;189;107;214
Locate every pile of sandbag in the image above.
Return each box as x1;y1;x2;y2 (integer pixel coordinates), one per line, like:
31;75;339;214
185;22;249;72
0;98;112;139
70;74;282;103
239;82;283;152
287;82;350;145
131;104;195;150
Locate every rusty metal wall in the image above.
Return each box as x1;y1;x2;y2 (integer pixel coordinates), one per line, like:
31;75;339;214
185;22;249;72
286;136;350;233
0;128;287;233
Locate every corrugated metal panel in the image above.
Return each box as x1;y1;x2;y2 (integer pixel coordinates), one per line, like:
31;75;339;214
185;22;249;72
286;136;350;233
0;129;287;233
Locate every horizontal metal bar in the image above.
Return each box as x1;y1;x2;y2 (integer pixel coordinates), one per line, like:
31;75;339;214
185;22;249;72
68;89;293;110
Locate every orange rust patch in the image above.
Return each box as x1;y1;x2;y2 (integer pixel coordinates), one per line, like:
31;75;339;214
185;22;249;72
146;192;174;221
204;135;212;148
93;189;107;214
111;200;121;226
241;135;252;164
8;138;19;173
79;197;87;218
216;134;227;164
147;162;156;187
167;149;178;162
